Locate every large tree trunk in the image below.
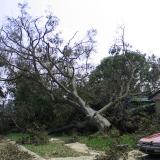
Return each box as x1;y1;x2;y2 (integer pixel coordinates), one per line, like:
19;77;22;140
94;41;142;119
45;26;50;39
48;121;97;134
82;105;111;132
69;66;137;132
72;90;111;132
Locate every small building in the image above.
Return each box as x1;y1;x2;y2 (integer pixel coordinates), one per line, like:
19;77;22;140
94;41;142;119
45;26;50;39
124;96;155;114
149;90;160;114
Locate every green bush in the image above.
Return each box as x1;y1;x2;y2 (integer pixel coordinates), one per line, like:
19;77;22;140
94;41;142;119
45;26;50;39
18;130;49;145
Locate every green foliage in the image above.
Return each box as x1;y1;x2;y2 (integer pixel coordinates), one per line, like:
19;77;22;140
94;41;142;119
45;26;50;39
0;2;159;136
6;71;81;131
18;130;49;145
147;55;160;91
88;52;150;108
136;116;160;136
7;133;28;142
0;2;96;133
10;75;55;129
0;111;11;133
86;51;160;134
7;128;49;145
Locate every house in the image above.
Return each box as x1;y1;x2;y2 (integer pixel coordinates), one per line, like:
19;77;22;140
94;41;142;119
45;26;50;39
149;90;160;114
124;96;155;114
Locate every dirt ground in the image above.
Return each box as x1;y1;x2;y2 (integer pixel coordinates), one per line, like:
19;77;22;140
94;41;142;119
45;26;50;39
0;136;34;160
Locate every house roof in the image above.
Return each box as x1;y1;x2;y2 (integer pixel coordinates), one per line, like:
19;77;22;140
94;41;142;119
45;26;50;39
130;97;151;103
149;90;160;100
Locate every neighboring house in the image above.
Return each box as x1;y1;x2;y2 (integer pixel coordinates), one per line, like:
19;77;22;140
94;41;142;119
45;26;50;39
149;90;160;114
130;97;152;105
123;96;155;115
125;96;153;108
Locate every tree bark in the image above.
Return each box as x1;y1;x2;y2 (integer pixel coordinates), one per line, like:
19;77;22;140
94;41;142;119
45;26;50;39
83;106;111;132
48;121;96;134
71;84;111;132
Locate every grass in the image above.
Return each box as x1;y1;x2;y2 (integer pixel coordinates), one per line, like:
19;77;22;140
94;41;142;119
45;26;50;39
82;134;137;151
80;136;115;151
24;142;82;158
53;133;138;151
6;132;138;157
119;134;137;148
6;132;28;141
6;132;84;158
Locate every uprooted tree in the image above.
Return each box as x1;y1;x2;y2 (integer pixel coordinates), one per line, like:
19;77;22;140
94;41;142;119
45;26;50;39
0;4;141;132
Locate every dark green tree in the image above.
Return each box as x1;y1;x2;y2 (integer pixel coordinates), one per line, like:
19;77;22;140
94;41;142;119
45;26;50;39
89;51;150;108
6;69;81;131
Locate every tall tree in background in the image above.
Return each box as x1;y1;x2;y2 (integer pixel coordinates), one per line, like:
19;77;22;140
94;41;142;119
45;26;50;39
147;55;160;92
88;51;150;109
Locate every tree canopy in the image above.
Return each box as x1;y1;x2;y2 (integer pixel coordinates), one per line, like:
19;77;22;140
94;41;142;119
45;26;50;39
0;4;160;134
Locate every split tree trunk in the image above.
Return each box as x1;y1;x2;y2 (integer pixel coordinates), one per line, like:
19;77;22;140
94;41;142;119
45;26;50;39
69;66;137;132
72;90;111;132
84;106;111;132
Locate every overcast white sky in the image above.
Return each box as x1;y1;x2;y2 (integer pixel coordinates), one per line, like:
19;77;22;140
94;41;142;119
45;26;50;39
0;0;160;64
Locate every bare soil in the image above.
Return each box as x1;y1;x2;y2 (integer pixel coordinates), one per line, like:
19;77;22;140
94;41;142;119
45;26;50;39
0;136;33;160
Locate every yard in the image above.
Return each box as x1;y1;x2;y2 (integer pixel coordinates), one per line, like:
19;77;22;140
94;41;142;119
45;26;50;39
2;132;138;159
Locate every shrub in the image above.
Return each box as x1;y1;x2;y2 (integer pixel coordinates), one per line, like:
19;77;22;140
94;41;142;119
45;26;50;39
18;129;49;145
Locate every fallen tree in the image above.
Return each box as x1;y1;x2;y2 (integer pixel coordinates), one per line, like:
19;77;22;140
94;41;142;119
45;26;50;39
0;4;139;132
